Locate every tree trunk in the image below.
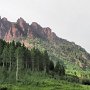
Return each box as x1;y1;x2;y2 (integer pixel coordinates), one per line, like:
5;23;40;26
2;62;4;68
9;60;11;71
26;61;27;69
16;54;19;81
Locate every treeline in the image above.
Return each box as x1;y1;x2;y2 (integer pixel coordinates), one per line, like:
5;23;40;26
0;39;65;82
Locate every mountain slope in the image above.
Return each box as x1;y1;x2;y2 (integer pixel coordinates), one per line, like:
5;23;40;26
0;16;90;75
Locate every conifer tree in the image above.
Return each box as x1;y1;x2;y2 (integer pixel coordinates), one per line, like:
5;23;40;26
0;39;6;63
31;48;36;71
1;46;9;69
9;41;15;71
54;61;65;76
43;50;50;73
39;52;44;71
15;46;24;81
49;60;54;71
34;48;40;71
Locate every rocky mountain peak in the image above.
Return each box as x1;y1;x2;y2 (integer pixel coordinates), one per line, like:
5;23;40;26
0;17;58;42
31;22;42;30
43;27;52;36
17;17;26;28
17;17;25;23
1;17;8;22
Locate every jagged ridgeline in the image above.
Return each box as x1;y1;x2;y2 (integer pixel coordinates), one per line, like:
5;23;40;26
0;39;65;82
0;16;90;77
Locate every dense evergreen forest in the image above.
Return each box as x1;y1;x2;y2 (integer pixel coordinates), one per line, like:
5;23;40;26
0;39;65;83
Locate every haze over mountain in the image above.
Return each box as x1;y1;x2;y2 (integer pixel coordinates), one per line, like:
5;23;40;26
0;16;90;75
0;0;90;52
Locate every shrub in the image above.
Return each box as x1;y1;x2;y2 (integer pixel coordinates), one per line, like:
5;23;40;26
82;79;90;85
0;87;7;90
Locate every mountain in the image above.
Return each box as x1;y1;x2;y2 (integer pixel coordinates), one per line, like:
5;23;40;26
0;16;90;75
0;17;57;41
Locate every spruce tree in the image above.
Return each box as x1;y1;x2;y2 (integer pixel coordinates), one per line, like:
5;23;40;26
15;46;24;81
54;61;65;76
34;48;40;71
31;48;36;71
1;46;9;69
0;39;6;64
39;52;44;71
43;50;50;73
49;60;54;71
9;41;15;71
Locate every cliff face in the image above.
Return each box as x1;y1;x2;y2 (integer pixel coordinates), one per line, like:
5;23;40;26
0;17;57;42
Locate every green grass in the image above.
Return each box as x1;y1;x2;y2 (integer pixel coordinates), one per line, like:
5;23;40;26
0;81;90;90
0;72;90;90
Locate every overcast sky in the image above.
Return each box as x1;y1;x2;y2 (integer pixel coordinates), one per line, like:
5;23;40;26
0;0;90;53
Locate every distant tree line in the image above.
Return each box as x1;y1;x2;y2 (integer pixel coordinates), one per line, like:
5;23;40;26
0;39;65;82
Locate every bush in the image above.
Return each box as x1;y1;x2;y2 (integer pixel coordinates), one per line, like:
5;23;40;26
82;79;90;85
64;74;79;83
0;87;7;90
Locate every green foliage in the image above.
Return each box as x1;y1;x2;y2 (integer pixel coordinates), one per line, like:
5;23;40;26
55;61;65;76
43;50;50;73
1;46;9;69
0;38;90;89
82;78;90;85
49;60;54;71
27;38;90;79
0;39;65;83
64;74;79;83
0;72;90;90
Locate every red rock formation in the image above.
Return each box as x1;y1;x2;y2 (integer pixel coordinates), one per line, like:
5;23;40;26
27;28;33;39
17;17;26;31
4;28;12;42
11;24;17;38
0;16;58;42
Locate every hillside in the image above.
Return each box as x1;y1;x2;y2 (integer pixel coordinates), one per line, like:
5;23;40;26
0;16;90;77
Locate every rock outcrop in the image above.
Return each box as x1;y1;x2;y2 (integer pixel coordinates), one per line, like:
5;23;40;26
0;16;58;42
